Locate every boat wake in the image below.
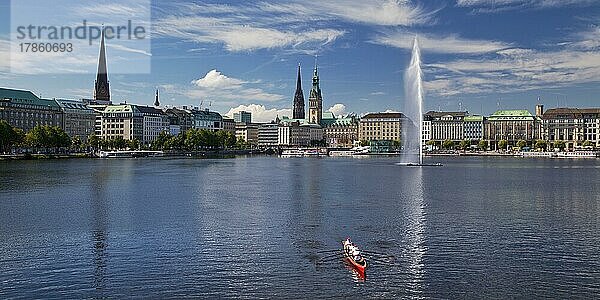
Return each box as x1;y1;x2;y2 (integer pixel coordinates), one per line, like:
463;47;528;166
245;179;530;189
395;162;443;167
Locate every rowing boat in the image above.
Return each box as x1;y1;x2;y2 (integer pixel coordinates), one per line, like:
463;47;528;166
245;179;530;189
342;239;367;276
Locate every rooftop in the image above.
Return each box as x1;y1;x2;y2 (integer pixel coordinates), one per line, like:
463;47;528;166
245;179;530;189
136;105;164;115
488;109;534;121
55;99;94;112
362;112;406;119
104;105;134;113
543;107;600;118
464;115;484;121
425;111;467;118
0;87;60;108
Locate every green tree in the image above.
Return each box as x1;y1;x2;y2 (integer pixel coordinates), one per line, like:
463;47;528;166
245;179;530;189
24;125;70;153
224;131;236;149
170;132;186;150
459;139;470;150
534;140;548;151
127;139;140;150
478;140;488;151
71;136;83;151
0;120;23;153
235;137;249;150
498;139;508;151
582;140;594;148
152;131;172;150
184;128;203;151
442;139;454;150
516;139;527;150
360;140;369;147
87;134;101;150
554;140;566;151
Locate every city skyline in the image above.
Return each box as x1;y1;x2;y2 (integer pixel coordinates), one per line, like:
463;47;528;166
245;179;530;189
1;0;599;122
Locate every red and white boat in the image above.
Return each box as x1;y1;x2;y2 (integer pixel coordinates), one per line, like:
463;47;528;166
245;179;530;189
342;239;367;276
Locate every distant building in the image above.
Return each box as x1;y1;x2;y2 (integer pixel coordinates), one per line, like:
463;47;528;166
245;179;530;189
190;108;223;131
94;29;111;103
307;65;323;125
292;64;306;120
258;123;279;148
0;87;63;132
463;115;484;141
101;105;141;141
358;112;406;143
236;122;258;145
164;107;193;135
233;111;252;123
322;114;359;147
542;107;600;149
278;120;323;146
137;106;168;145
222;118;236;134
485;109;540;147
55;99;95;141
88;104;108;137
423;111;467;143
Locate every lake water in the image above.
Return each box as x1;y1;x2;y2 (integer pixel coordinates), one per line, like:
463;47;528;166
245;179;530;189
1;156;599;299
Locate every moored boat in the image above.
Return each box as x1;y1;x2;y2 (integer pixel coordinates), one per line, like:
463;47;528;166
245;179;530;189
342;238;367;276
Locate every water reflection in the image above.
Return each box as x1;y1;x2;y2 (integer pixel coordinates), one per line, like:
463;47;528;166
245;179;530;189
402;167;426;296
91;165;109;297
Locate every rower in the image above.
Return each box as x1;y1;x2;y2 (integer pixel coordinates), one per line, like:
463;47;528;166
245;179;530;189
352;248;361;260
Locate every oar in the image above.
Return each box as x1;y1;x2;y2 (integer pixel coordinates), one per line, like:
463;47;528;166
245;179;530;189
316;249;342;254
318;252;342;260
364;253;394;262
362;250;393;256
366;256;395;266
316;256;342;264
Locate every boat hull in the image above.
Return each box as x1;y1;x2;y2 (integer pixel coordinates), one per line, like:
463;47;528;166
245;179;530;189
342;242;367;275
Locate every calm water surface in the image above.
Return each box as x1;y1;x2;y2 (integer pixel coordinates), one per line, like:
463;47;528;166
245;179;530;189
1;156;599;299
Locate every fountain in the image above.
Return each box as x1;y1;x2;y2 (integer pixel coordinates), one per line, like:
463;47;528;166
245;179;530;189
398;36;441;167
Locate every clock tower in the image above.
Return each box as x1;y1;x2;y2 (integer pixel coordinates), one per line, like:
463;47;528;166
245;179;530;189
308;64;323;125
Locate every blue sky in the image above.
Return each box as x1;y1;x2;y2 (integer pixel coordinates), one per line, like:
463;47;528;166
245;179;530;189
1;0;599;122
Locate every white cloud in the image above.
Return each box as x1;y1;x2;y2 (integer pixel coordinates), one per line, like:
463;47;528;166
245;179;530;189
423;45;600;96
192;69;245;89
320;0;435;26
154;1;437;52
225;104;291;123
154;4;345;53
373;31;511;54
456;0;597;13
370;91;386;95
327;103;347;116
188;69;285;104
569;26;600;50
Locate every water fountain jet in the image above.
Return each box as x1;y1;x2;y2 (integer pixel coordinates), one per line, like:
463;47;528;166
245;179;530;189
397;36;442;167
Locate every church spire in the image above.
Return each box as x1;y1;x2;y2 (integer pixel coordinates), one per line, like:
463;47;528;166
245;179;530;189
308;59;323;125
94;27;110;102
292;63;305;120
154;89;160;107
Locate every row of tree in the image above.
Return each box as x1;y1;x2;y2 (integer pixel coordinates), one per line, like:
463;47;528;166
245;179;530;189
1;121;71;153
1;121;249;153
150;129;238;151
427;139;593;151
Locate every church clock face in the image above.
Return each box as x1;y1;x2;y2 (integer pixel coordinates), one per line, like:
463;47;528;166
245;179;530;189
98;83;107;95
